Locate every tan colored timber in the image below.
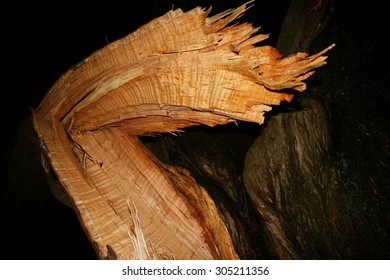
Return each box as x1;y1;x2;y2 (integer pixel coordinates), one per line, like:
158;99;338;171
33;1;334;259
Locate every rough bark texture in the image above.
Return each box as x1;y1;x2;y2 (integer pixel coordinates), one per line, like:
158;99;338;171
244;97;349;259
276;0;333;55
32;1;333;259
306;2;390;258
241;0;342;259
241;0;390;259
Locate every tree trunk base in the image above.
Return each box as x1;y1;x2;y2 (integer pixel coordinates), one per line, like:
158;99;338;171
244;96;350;259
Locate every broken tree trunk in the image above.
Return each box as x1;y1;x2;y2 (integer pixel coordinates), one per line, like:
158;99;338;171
33;1;333;259
241;0;349;259
244;97;349;259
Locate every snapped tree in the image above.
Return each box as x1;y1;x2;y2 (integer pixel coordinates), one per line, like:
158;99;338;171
33;1;334;259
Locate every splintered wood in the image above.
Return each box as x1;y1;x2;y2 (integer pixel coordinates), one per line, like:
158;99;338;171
33;0;334;259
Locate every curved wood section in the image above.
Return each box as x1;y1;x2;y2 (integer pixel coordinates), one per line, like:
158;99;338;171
33;1;334;259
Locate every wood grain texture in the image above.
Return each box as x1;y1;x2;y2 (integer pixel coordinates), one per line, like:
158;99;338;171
33;1;333;259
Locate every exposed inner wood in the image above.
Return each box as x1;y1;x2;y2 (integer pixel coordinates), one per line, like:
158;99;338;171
33;1;333;259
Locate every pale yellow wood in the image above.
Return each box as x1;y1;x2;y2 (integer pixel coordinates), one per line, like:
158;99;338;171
33;1;333;259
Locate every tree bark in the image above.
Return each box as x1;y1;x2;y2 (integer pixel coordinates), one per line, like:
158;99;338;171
244;97;351;259
276;0;333;55
243;0;390;259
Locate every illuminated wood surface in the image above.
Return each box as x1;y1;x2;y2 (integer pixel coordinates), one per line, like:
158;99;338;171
33;1;333;259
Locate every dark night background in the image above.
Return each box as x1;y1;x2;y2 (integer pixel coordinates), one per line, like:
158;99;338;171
1;0;389;259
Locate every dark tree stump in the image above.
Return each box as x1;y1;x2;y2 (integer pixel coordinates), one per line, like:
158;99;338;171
244;97;351;259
